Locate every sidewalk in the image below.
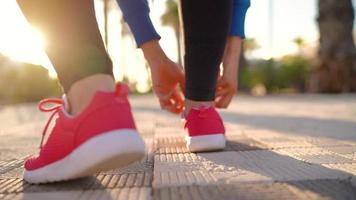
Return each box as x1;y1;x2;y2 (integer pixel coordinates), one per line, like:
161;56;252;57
0;94;356;200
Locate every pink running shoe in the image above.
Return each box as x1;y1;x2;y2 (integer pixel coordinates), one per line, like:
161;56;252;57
24;84;145;184
183;107;226;152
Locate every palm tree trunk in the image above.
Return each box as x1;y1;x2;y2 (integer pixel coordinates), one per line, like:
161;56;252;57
103;0;109;47
310;0;356;92
238;45;248;90
174;28;182;66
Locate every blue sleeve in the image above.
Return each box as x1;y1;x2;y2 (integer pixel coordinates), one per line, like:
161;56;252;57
116;0;161;47
230;0;250;38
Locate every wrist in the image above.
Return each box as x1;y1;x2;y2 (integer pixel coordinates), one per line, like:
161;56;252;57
141;40;169;68
223;36;242;75
223;67;238;78
223;54;239;75
226;36;242;51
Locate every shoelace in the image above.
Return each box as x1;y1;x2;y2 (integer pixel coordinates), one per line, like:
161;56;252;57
36;83;128;149
38;98;64;149
183;107;211;129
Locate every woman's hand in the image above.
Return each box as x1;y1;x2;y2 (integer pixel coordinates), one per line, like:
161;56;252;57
141;40;185;114
215;36;242;108
215;73;238;108
150;60;185;114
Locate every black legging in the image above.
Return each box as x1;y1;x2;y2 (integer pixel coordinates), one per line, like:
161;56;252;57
181;0;233;101
17;0;232;101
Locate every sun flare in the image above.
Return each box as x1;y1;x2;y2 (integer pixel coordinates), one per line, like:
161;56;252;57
0;1;55;76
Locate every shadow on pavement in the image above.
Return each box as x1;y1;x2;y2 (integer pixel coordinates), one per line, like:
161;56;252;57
221;112;356;142
196;140;356;200
15;176;116;200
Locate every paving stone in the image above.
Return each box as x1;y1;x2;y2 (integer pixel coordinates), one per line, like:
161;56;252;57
225;134;269;151
154;113;181;129
324;163;356;176
351;176;356;188
243;130;316;149
104;154;153;175
256;137;314;149
154;134;268;154
290;179;356;200
5;190;82;200
0;173;152;194
306;137;356;148
154;127;184;138
0;158;25;176
322;146;356;158
153;179;356;200
77;188;151;200
275;148;355;164
0;156;151;180
1;95;356;199
2;188;151;200
345;153;356;162
0;149;35;162
154;136;188;154
135;117;155;137
153;151;350;187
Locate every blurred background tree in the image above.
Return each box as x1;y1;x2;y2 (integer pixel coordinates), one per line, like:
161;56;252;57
0;55;61;104
293;37;305;56
161;0;181;65
310;0;356;92
103;0;109;46
1;0;356;105
244;38;260;55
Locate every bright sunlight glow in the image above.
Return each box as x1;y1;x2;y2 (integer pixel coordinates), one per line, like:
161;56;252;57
0;0;325;91
0;1;55;76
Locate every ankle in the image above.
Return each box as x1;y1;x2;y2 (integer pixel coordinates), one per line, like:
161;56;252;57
67;74;115;115
184;99;214;116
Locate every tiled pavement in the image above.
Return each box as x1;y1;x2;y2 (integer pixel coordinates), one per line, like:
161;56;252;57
0;94;356;200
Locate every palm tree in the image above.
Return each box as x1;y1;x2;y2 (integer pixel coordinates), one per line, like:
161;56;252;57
310;0;356;92
103;0;109;46
238;38;260;90
293;37;305;55
161;0;182;65
244;38;260;56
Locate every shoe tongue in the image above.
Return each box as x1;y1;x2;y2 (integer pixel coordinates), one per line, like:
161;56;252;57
184;106;212;119
192;105;211;111
62;95;69;111
116;83;129;97
60;95;73;117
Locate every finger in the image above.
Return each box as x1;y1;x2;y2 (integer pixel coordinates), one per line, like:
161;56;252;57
215;88;229;97
215;83;225;92
170;92;184;113
171;91;184;110
160;99;175;112
214;95;223;104
215;94;234;108
161;95;183;114
216;79;228;89
159;98;170;110
164;103;182;114
158;92;173;107
157;90;183;114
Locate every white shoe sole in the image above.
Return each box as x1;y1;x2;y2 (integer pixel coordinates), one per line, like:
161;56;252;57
24;129;145;184
186;134;226;152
